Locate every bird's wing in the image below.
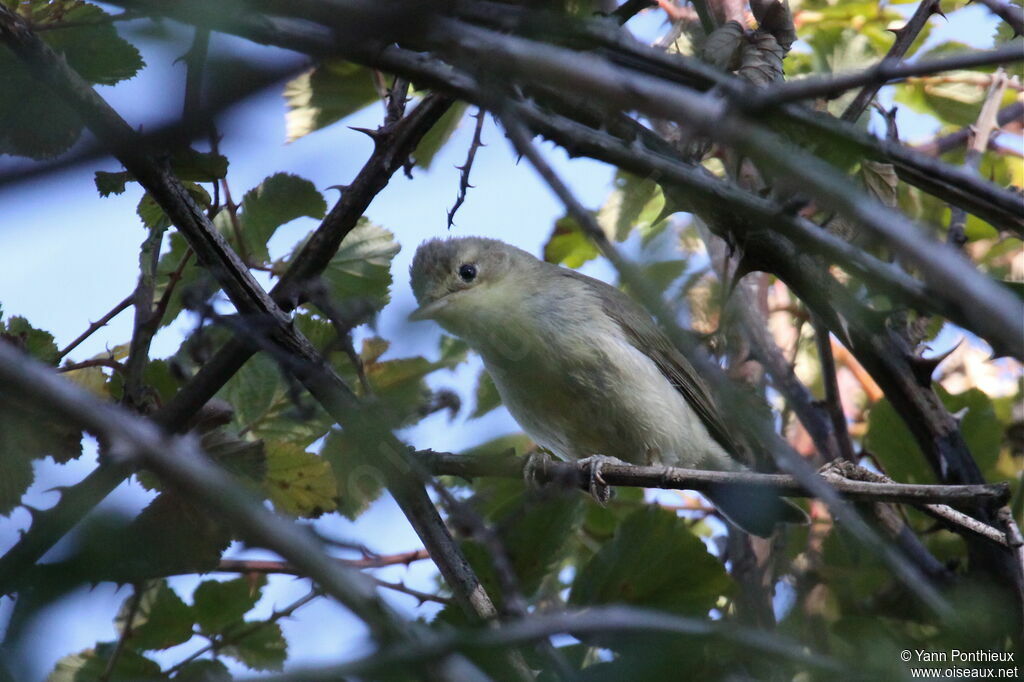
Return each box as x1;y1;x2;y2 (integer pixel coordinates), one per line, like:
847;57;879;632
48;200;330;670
558;268;741;457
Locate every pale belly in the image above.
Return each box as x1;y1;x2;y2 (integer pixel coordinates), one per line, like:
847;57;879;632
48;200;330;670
482;333;735;471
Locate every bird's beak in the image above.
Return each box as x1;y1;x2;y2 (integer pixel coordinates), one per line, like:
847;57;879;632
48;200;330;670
408;297;448;322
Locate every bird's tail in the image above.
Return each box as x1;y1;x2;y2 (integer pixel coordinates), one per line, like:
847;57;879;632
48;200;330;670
704;484;808;538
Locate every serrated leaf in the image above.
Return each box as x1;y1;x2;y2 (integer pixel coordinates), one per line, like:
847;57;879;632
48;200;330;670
1;315;59;364
0;395;83;514
701;21;744;70
48;643;160;682
472;369;501;419
116;580;194;651
569;506;731;615
319;219;400;311
169;147;229;183
193;575;267;635
172;659;231;681
598;171;665;242
95;171;129;197
42;3;144;85
284;60;379;142
238;173;327;262
412;101;468;169
0;3;143;159
264;441;338;517
220;621;287;671
544;216;599;267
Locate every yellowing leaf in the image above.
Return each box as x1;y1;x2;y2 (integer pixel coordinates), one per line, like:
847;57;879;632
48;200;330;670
264;442;338;518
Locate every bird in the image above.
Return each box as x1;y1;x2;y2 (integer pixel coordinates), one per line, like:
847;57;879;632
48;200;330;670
408;236;806;537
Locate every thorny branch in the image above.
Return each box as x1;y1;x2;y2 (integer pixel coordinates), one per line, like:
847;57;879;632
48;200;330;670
447;107;486;228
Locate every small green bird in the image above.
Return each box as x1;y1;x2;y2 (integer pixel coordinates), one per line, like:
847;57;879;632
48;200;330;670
409;236;806;536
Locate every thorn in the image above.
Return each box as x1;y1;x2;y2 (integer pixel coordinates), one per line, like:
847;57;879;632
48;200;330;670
325;184;349;194
348;126;384;142
932;5;947;19
909;338;961;387
950;406;970;423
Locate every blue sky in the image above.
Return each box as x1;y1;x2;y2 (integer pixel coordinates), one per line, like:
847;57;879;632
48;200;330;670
0;4;1005;679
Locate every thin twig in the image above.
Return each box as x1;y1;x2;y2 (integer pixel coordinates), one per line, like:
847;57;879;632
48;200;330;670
58;358;127;374
447;108;486;229
948;69;1011;247
215;550;430;575
165;588;321;676
915;101;1024;156
841;0;940;122
421;450;1010;507
753;41;1023;114
814;321;856;462
98;582;145;682
57;294;133;361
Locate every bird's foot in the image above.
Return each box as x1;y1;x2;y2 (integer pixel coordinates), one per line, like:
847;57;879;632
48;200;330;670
522;450;553;489
578;455;627;506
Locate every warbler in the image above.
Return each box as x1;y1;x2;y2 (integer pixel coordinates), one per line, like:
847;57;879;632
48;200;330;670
409;237;805;536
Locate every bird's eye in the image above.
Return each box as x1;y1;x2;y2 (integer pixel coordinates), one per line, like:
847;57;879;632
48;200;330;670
458;263;477;283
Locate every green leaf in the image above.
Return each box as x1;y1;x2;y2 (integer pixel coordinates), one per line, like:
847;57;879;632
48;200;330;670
95;171;129;197
320;427;387;519
1;315;59;364
169;147;229;183
284;60;379;142
569;506;731;615
412;101;469;169
116;580;194;651
472;369;501;419
217;352;285;432
0;3;143;159
866;387;1001;484
597;171;665;242
220;621;287;671
48;643;161;682
264;441;338;518
544;216;599;268
319;219;401;311
201;429;267;489
193;575;267;635
438;334;470;367
861;161;899;208
865;397;931;483
43;3;144;85
0;394;82;514
137;183;212;230
701;21;744;70
172;659;231;681
238;173;327;262
123;493;232;580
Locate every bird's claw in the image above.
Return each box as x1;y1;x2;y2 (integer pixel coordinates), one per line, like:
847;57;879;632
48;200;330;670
522;450;553;489
578;455;626;506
